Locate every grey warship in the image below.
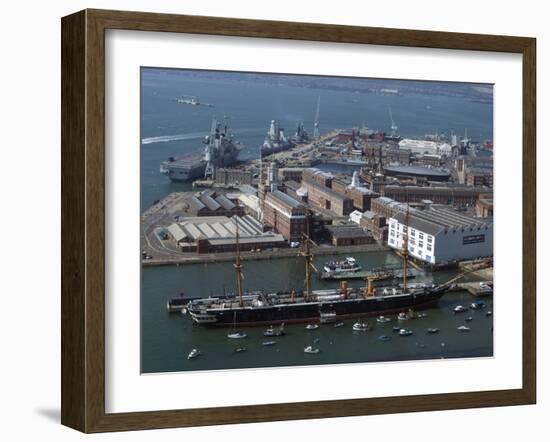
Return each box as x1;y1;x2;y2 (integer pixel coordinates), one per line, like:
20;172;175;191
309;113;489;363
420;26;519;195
160;118;241;182
260;120;294;157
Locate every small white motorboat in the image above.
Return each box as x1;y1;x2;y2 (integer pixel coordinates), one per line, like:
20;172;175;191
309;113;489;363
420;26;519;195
227;332;247;339
427;327;439;334
304;346;320;354
399;329;413;336
333;321;345;328
264;323;285;337
234;347;247;353
352;321;369;331
486;310;493;317
465;316;473;322
453;305;468;313
397;312;409;321
262;340;277;346
457;325;471;332
376;315;391;324
187;348;200;359
305;324;319;330
471;300;486;309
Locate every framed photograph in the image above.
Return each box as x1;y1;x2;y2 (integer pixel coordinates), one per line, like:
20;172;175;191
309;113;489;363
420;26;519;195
61;9;536;433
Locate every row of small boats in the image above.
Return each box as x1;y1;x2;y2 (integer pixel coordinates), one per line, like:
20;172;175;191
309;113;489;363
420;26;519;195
189;305;491;359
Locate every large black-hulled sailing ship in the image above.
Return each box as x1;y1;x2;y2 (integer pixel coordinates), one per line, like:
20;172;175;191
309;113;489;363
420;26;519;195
182;209;462;327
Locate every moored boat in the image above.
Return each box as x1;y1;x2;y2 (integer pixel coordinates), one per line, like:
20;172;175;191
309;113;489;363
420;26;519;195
227;332;247;339
352;321;369;332
187;348;200;359
305;323;319;331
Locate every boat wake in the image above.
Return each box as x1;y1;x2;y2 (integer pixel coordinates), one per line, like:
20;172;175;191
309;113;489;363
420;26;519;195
142;127;262;145
141;132;209;145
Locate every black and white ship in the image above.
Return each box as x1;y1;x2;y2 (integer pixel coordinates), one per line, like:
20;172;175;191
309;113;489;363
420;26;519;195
179;209;465;327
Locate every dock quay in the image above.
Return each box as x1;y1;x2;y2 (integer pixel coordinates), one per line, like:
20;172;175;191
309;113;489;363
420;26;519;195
447;281;493;297
143;243;390;267
319;267;418;281
458;281;493;296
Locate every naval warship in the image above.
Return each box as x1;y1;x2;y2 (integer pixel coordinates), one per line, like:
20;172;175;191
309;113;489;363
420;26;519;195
160;118;241;182
260;120;294;157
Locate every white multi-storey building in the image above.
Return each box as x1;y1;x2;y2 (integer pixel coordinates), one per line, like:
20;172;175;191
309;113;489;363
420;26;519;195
387;207;493;264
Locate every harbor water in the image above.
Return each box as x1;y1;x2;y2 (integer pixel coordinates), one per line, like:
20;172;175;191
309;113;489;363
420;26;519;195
142;251;493;373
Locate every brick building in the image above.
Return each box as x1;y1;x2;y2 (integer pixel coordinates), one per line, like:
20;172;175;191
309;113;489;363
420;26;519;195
303;181;354;216
183;190;245;217
325;225;375;246
214;168;253;186
360;211;388;244
381;185;481;206
263;190;308;242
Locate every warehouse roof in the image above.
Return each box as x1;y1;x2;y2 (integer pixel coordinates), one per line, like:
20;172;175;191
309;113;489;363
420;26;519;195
270;190;304;209
326;225;371;239
391;207;493;236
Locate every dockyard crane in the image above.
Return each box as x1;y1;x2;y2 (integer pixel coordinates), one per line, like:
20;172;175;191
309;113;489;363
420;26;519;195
313;96;321;139
388;105;398;136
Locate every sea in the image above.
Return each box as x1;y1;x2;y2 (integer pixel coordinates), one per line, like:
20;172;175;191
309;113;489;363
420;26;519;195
140;68;494;374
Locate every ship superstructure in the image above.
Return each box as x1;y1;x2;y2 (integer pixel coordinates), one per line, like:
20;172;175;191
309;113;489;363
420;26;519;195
160;118;241;182
260;120;294;157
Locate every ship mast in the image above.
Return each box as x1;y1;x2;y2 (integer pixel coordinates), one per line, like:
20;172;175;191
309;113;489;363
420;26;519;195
402;204;410;292
234;220;244;307
301;216;315;301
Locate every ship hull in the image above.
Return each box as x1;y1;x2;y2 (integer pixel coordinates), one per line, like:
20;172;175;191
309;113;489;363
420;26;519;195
260;142;293;157
188;289;446;327
161;150;240;182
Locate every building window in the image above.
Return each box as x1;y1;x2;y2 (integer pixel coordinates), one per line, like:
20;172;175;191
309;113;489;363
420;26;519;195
427;236;433;243
419;232;424;239
419;241;424;248
427;245;432;252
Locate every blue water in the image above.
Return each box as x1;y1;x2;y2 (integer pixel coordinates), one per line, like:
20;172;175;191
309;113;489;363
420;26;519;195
141;68;493;208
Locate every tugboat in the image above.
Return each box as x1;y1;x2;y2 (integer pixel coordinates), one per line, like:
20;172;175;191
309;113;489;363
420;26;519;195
323;257;361;275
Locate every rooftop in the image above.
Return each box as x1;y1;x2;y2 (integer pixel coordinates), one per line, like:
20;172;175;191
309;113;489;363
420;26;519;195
384;165;450;178
326;225;371;239
392;207;493;236
269;190;304;209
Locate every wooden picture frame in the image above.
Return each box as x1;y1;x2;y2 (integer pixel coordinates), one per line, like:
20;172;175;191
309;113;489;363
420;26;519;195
61;8;536;433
